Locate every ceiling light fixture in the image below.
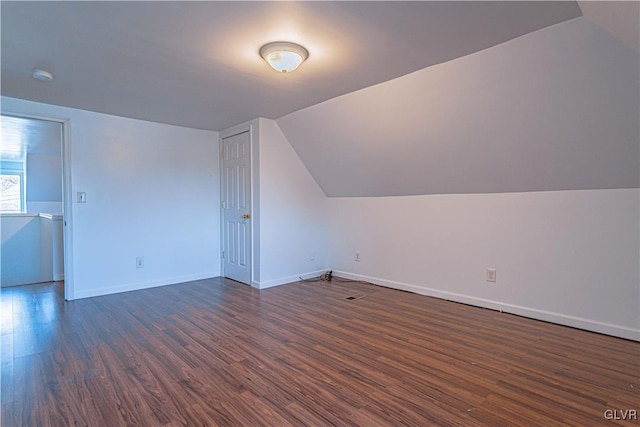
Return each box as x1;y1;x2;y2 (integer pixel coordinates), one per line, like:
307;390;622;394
32;69;54;82
259;41;308;73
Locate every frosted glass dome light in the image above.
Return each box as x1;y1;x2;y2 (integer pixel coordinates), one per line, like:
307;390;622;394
260;41;308;73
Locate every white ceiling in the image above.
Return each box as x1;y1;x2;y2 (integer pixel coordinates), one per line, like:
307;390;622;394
0;115;61;162
1;1;582;131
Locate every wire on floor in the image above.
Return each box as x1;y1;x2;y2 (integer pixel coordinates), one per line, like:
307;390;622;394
299;270;333;282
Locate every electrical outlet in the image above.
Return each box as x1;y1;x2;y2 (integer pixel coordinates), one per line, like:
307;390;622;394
77;192;87;203
486;268;496;282
136;257;144;268
355;252;361;262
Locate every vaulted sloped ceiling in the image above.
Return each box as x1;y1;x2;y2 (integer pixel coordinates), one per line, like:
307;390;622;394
2;2;638;199
1;1;581;131
578;1;640;52
277;17;640;197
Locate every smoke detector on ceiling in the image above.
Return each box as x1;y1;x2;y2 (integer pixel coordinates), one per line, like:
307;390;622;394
32;69;54;82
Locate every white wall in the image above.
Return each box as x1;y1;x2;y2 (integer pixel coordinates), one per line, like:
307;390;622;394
26;153;63;214
328;189;640;340
1;214;44;286
1;96;221;299
254;118;328;288
274;15;640;341
1;213;64;286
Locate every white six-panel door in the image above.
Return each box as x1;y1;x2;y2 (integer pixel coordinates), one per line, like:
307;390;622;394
221;131;251;285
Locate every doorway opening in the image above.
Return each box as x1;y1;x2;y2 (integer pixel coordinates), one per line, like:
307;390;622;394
0;115;67;295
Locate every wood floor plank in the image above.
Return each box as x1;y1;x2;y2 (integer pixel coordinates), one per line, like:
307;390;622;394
1;278;638;426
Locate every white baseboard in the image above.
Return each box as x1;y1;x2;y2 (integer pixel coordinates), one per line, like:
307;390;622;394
333;270;640;342
255;269;328;289
54;274;64;281
71;272;219;300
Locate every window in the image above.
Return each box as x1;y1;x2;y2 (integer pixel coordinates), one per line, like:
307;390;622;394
0;173;24;212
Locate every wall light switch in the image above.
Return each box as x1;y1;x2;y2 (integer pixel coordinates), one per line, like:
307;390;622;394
77;192;87;203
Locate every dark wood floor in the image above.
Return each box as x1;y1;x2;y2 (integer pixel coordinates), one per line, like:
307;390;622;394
1;278;638;426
